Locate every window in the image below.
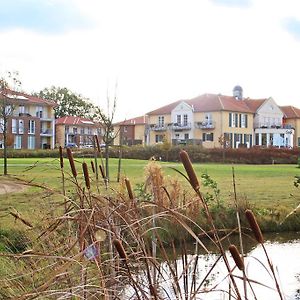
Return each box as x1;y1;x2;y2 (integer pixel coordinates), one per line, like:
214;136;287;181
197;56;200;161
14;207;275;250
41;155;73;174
19;105;25;114
176;115;181;125
202;133;214;141
155;134;164;143
12;119;17;133
80;127;84;134
158;116;164;127
28;136;35;149
175;134;180;139
205;113;212;123
19;120;24;134
183;114;188;126
65;126;69;133
0;118;3;133
240;114;248;128
14;135;22;149
123;126;127;133
88;127;92;135
36;106;43;118
73;127;78;134
298;137;300;147
28;120;35;134
184;133;189;140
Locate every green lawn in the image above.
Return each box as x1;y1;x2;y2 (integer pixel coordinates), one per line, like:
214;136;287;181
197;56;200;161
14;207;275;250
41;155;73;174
0;157;300;226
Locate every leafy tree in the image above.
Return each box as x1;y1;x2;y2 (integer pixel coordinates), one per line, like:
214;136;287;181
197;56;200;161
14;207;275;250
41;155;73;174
34;86;98;119
0;71;21;175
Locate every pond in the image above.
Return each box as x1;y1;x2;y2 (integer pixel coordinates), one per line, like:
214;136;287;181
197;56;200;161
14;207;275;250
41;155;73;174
123;232;300;299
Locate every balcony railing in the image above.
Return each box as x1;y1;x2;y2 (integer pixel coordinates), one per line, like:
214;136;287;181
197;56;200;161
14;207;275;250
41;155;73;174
40;129;52;135
254;122;294;130
195;121;215;129
170;122;192;131
149;124;167;131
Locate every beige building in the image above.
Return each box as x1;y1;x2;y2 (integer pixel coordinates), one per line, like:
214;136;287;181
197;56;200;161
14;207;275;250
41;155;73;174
55;116;103;148
280;106;300;147
145;86;296;148
0;89;56;149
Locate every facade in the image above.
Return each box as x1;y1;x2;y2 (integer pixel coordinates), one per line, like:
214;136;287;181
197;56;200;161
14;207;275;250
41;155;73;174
55;116;103;148
146;87;296;149
0;90;56;149
280;106;300;147
114;116;148;146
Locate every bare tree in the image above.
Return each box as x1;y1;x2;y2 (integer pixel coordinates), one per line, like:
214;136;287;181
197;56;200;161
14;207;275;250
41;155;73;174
94;88;119;182
0;72;21;175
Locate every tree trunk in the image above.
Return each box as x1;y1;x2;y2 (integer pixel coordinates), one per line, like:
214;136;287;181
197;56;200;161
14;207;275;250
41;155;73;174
105;145;109;182
3;122;7;176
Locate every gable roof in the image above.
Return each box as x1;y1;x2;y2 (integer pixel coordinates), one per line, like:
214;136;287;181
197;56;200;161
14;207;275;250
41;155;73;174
114;115;147;126
0;89;56;107
56;116;96;126
280;106;300;118
147;93;267;115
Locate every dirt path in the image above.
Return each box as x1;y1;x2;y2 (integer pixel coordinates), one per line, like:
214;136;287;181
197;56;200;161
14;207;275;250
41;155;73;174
0;180;27;194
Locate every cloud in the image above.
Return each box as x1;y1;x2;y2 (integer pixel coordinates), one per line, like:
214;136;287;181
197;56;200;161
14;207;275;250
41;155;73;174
283;17;300;40
211;0;251;8
0;0;92;34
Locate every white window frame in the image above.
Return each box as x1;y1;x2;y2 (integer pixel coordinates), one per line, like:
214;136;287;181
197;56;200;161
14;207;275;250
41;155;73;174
183;114;188;126
12;119;17;134
19;120;24;134
158;116;164;127
28;136;35;149
241;114;246;128
14;135;22;149
28;120;35;134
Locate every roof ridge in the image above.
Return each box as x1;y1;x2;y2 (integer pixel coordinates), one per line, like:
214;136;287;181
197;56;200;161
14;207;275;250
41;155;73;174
217;94;225;110
291;106;300;118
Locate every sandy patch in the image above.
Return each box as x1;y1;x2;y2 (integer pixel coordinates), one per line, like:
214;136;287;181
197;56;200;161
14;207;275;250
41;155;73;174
0;180;27;194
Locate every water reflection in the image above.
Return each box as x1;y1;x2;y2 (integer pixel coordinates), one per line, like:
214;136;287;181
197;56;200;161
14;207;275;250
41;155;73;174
123;232;300;299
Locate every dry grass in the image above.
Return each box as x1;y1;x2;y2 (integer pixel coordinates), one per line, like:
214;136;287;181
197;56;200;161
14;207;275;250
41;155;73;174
0;149;289;299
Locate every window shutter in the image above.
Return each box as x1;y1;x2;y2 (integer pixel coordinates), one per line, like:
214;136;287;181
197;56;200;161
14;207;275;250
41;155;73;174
235;114;238;127
202;133;205;141
211;133;214;141
229;113;232;127
245;115;248;128
239;114;241;128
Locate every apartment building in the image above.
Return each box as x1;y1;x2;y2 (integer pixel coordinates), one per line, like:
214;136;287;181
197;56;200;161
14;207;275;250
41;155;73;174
0;90;56;149
146;86;296;148
113;116;148;146
55;116;103;148
280;106;300;147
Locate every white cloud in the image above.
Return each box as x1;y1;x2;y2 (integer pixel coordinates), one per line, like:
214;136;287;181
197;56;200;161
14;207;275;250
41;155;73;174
0;0;300;121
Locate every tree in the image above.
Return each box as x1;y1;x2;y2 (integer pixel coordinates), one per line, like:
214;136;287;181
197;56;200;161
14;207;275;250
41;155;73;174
34;86;99;119
94;90;119;182
0;71;21;175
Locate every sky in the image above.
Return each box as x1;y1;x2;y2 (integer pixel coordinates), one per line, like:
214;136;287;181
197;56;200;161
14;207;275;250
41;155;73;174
1;0;300;122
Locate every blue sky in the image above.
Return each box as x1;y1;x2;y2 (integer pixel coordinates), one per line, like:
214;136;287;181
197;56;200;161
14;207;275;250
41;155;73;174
0;0;300;121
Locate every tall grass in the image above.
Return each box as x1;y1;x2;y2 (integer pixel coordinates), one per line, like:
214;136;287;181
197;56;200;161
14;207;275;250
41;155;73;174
0;149;289;299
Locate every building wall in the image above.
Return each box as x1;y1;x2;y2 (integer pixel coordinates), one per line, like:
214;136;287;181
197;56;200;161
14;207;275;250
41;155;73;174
134;124;146;144
55;124;65;147
148;114;172;144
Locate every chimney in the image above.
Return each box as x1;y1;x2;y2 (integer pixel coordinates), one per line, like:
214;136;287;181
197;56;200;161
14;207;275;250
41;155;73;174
233;85;243;100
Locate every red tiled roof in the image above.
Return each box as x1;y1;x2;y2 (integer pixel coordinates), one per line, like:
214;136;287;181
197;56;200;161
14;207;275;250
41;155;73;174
114;115;147;126
280;106;300;118
147;93;266;115
56;116;96;126
0;89;56;106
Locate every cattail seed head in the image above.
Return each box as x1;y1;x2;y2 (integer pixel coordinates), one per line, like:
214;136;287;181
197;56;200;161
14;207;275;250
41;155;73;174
66;148;77;178
179;150;200;191
99;165;105;179
245;209;264;243
82;162;90;189
125;178;134;200
113;239;127;260
59;146;64;169
229;244;244;271
90;161;95;173
94;135;100;152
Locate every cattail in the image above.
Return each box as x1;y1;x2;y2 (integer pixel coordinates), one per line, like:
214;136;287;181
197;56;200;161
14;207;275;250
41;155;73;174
82;162;90;189
99;165;105;179
179;150;200;191
66;148;77;178
229;244;244;271
113;239;127;260
90;160;95;173
125;178;134;200
94;135;100;152
245;209;264;243
59;146;64;169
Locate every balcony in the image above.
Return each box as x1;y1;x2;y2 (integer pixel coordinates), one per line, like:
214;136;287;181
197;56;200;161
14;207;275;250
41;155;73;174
254;122;294;130
170;122;192;131
40;129;53;136
195;121;215;129
149;124;167;131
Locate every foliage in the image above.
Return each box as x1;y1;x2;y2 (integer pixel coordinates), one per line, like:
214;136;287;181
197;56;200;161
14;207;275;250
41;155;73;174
34;86;99;119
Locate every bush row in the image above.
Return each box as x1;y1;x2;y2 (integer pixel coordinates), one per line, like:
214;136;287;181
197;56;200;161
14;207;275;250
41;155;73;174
0;145;299;164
